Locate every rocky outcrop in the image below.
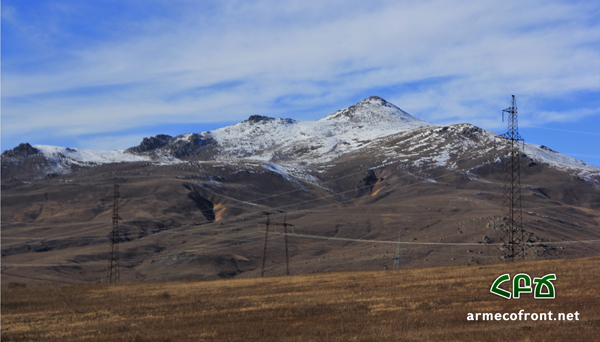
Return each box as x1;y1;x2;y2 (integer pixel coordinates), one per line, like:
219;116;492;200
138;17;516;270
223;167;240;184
170;133;217;159
244;115;296;125
246;115;275;124
127;135;173;153
2;143;39;158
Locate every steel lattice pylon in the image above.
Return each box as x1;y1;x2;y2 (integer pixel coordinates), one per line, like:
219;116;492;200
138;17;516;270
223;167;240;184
260;211;294;277
500;95;525;261
107;184;122;283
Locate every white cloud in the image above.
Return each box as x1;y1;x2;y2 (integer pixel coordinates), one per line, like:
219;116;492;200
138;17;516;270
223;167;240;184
2;0;599;149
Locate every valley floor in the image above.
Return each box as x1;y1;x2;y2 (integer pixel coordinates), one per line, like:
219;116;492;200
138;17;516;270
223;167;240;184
2;257;599;341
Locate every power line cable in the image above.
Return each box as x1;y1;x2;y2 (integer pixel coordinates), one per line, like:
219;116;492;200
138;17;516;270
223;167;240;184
521;125;600;136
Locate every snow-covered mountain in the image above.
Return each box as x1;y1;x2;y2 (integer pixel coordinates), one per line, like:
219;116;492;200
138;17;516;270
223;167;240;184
200;95;432;162
2;96;599;181
3;96;600;283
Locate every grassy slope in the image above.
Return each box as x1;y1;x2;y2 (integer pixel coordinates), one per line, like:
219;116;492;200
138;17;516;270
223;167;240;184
2;256;599;342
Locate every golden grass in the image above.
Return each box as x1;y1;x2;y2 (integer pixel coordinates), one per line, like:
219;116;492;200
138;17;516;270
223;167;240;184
2;257;599;341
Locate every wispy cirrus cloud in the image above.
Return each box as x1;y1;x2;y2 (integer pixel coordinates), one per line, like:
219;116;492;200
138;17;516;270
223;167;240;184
2;0;599;164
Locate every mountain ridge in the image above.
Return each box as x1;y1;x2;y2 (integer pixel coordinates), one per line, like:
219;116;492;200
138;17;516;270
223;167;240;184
2;96;600;283
2;96;599;182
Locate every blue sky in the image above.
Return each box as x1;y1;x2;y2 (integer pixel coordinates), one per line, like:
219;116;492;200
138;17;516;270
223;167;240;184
2;0;599;166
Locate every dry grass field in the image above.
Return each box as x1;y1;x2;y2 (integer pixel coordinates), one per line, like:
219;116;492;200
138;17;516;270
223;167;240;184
2;256;599;341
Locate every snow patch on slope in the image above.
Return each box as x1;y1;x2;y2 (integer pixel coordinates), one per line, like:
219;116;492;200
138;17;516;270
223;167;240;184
34;145;152;166
525;143;600;181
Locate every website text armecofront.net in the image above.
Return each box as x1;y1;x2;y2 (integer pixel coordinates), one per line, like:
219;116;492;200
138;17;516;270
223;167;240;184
467;310;579;321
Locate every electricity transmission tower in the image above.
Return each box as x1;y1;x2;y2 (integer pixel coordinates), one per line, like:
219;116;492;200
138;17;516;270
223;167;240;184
500;95;525;261
260;212;271;277
260;211;294;277
283;214;291;276
107;185;122;283
393;230;405;269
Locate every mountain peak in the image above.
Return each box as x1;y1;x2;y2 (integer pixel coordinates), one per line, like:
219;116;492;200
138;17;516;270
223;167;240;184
358;95;389;105
320;95;424;127
245;115;275;124
2;143;40;158
127;134;173;153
